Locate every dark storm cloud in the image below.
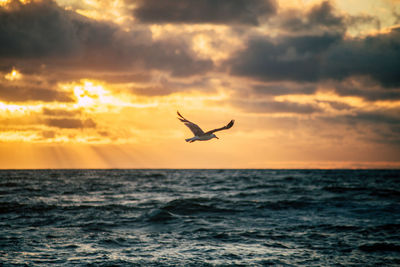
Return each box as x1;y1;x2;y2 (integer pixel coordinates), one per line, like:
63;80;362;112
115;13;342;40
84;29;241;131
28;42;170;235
0;0;212;78
228;26;400;87
332;80;400;101
228;33;342;82
307;1;343;28
252;84;317;96
0;84;73;102
0;0;113;58
321;27;400;87
279;1;345;33
45;118;96;129
277;1;380;35
132;0;276;25
233;99;320;114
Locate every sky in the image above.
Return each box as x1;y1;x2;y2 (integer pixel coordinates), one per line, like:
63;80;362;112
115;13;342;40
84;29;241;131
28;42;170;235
0;0;399;169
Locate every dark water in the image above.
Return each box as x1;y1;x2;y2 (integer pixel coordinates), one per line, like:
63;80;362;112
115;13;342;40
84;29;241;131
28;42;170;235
1;169;400;266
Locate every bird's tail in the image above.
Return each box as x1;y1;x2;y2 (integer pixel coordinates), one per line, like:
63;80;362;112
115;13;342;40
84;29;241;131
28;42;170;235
185;138;192;142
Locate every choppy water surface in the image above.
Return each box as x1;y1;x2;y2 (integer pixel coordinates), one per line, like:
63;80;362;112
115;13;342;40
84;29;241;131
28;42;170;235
1;169;400;266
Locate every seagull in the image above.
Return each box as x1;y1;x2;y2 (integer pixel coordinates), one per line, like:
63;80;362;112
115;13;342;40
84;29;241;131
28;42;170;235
177;111;234;143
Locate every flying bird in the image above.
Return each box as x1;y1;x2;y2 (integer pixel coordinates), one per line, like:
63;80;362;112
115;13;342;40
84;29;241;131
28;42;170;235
177;111;234;143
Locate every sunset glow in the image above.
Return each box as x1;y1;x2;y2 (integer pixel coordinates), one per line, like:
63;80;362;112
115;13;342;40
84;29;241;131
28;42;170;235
0;0;399;168
4;68;21;81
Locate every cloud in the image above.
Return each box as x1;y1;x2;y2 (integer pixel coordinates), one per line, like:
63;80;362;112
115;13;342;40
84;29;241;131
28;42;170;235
132;0;277;26
334;110;400;145
0;0;213;78
228;33;342;82
45;118;96;129
42;108;82;117
275;1;380;36
278;1;345;34
331;78;400;101
0;83;73;102
344;110;400;125
321;27;400;87
250;77;400;102
252;84;317;96
228;26;400;87
233;99;320;114
307;1;344;28
0;1;68;58
68;72;151;84
42;130;56;139
129;76;214;96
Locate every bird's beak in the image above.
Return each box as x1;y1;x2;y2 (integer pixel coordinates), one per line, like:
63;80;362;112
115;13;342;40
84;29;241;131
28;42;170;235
215;136;219;139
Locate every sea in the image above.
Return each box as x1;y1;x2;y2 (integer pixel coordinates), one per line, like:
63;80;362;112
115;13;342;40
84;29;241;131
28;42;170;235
0;169;399;266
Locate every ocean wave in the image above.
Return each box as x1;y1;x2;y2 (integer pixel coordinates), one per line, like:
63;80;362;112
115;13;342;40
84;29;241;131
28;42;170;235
0;202;141;215
1;169;399;266
323;186;370;193
160;198;236;215
145;208;176;222
369;188;400;199
257;199;314;210
360;223;400;235
0;202;58;214
359;243;400;253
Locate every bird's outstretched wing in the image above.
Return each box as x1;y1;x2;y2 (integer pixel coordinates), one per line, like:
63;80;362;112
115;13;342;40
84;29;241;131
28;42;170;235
204;119;235;135
177;111;204;136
